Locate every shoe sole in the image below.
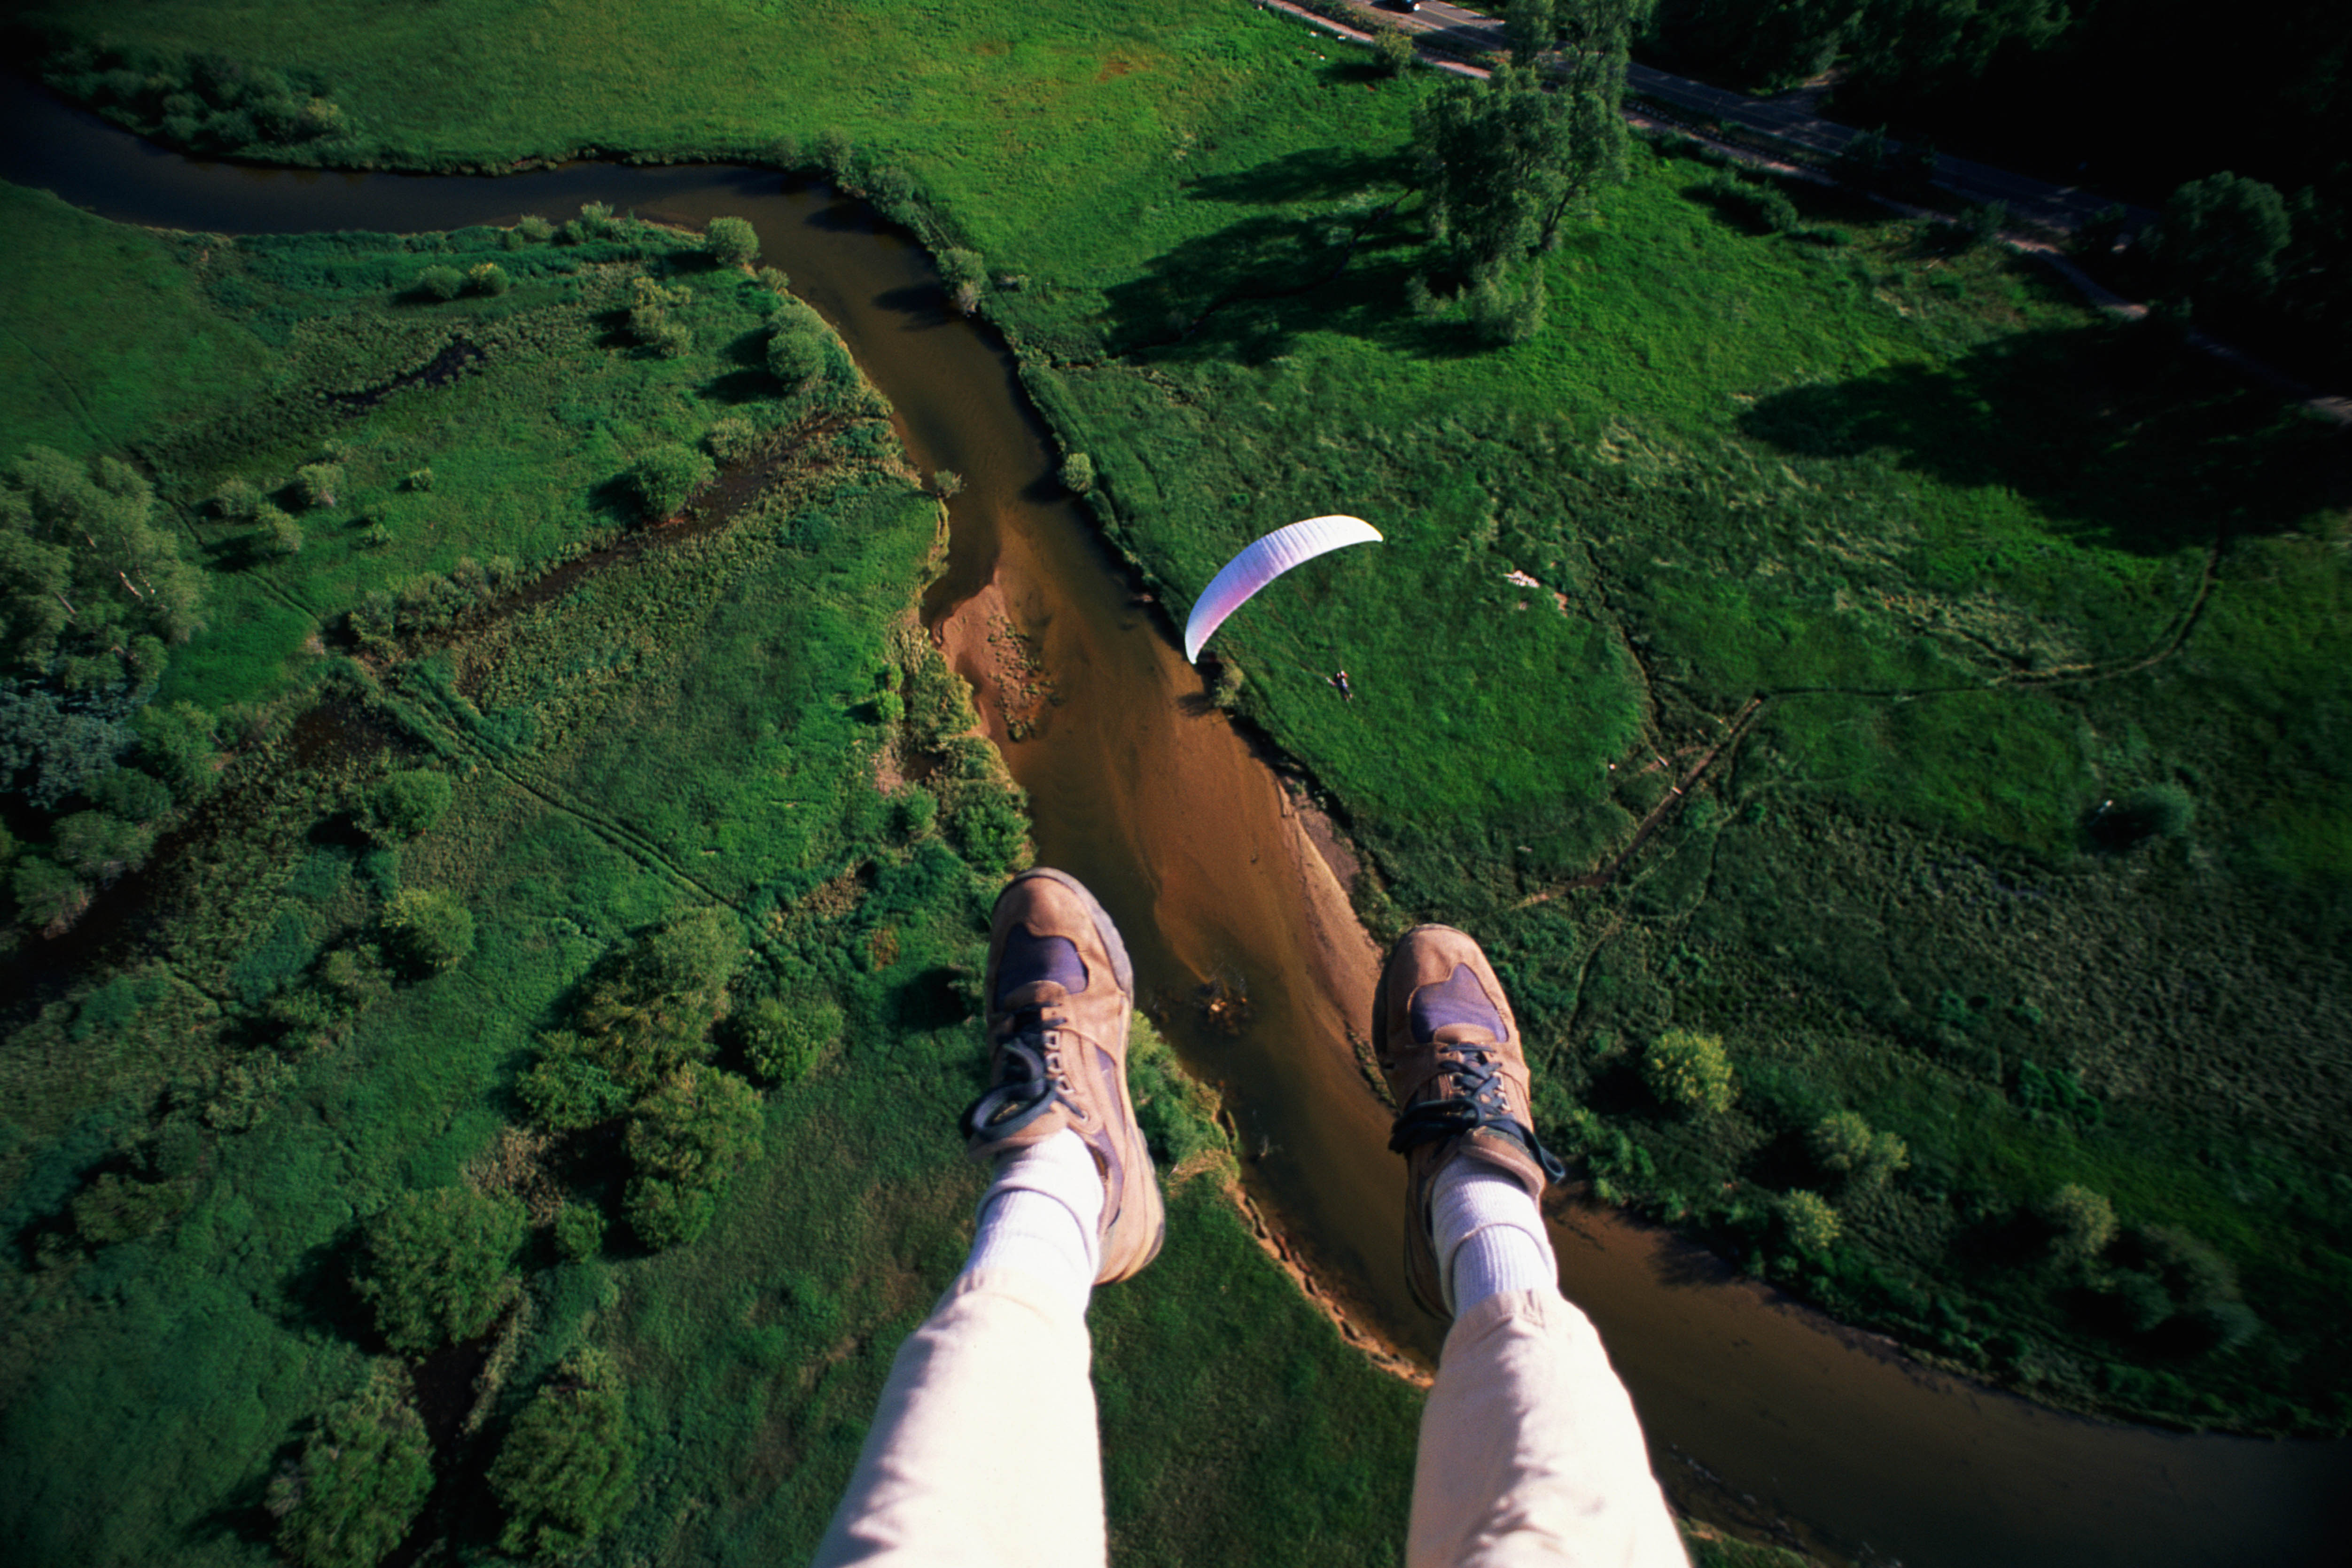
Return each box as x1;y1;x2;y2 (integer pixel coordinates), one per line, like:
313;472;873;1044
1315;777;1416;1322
1004;867;1162;1278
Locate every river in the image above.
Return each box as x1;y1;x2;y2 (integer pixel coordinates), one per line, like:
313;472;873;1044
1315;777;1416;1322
3;78;2344;1567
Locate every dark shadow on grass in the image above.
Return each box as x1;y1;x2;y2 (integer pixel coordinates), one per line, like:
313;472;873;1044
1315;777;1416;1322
701;367;773;406
1740;323;2347;552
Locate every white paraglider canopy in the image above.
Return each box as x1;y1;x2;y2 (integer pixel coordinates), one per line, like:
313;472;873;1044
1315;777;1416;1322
1183;515;1382;663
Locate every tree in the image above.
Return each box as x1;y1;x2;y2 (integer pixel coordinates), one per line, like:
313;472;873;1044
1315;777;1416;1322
353;1187;524;1352
296;462;343;508
704;215;760;267
1808;1110;1908;1188
270;1362;434;1568
3;447;205;668
490;1348;639;1563
767;324;828;385
1374;24;1417;75
416;265;465;301
1779;1189;1841;1254
739;994;843;1084
381;886;475;974
468;261;512;295
1059;452;1095;494
2149;172;2292;305
2042;1182;2117;1264
1413;15;1641;310
365;769;453;842
519;909;748;1126
1839;0;2068;107
625;1064;763;1249
262;506;306;557
1643;1028;1734;1115
630;444;715;518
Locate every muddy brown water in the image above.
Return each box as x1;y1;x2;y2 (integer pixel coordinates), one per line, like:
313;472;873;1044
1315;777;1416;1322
6;79;2346;1568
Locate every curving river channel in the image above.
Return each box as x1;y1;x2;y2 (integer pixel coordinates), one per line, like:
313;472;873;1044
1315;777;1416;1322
6;79;2346;1568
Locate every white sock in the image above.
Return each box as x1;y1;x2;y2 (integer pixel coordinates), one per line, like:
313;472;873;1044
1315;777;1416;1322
1432;1155;1558;1315
961;1128;1104;1313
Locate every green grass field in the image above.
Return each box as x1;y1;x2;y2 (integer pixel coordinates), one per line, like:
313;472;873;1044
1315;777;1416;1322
5;1;2350;1553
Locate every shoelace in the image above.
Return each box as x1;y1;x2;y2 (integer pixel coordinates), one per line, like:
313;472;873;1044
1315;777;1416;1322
1388;1043;1569;1184
960;1011;1072;1141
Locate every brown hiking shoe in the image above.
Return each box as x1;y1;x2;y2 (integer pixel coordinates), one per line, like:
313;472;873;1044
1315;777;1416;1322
1375;924;1567;1318
961;868;1165;1285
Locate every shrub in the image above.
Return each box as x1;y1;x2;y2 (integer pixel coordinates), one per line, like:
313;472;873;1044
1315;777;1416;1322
1643;1029;1734;1115
1700;172;1800;235
1374;25;1416;74
553;1201;606;1263
517;1032;634;1132
931;468;964;498
405;466;433;491
1211;655;1246;709
211;476;262;519
1780;1190;1840;1253
937;247;986;314
381;886;475;974
767;325;828;385
416;265;464;301
2042;1183;2117;1265
707;417;761;465
468;261;512;296
2121;782;2194;840
894;788;938;837
949;788;1031;876
256;503;305;556
1059;452;1095;494
270;1362;433;1568
567;201;616;242
630;444;715;518
490;1349;638;1563
353;1187;524;1352
1465;268;1546;344
1835;125;1890;182
1808;1110;1908;1188
755;265;792;295
739;995;843;1084
625;1064;763;1249
704;214;759;267
365;769;453;842
11;856;84;929
513;214;556;244
72;1171;190;1243
646;318;693;358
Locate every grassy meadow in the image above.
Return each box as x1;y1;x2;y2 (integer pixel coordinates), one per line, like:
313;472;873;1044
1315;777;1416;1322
3;10;2347;1567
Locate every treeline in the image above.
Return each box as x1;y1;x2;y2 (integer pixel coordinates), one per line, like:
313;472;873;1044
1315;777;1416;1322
1641;0;2346;203
1629;0;2351;375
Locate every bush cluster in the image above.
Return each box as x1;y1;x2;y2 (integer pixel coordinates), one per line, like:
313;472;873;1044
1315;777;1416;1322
737;994;843;1084
624;1063;764;1249
347;554;524;645
269;1362;432;1568
364;770;453;843
44;43;348;155
624;275;695;358
1807;1109;1908;1189
381;887;474;975
353;1187;525;1352
630;444;715;519
489;1348;639;1563
517;909;746;1128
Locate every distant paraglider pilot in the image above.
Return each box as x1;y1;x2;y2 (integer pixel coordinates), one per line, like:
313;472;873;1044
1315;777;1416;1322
1331;668;1353;700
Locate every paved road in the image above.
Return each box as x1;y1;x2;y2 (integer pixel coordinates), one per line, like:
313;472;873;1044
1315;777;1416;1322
1327;0;2152;231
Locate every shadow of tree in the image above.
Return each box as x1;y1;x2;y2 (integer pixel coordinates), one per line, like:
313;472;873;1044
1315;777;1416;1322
1102;146;1428;360
1739;325;2345;552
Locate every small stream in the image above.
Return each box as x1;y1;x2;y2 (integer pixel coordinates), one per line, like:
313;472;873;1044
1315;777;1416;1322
4;79;2346;1567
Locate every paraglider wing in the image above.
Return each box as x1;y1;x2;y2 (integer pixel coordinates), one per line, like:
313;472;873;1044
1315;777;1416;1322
1183;515;1383;664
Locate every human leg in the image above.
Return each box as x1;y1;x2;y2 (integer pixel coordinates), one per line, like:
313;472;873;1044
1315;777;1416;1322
813;870;1164;1568
1375;926;1687;1568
